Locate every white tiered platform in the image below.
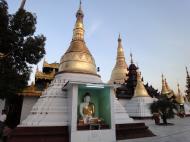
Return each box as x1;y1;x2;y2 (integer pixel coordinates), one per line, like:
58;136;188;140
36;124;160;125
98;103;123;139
120;97;153;118
114;98;134;123
21;73;102;126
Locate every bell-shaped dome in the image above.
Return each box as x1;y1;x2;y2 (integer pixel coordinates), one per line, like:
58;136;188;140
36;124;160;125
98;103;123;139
134;70;149;97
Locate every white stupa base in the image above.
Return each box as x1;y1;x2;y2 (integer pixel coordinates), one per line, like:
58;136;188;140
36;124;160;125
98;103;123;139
56;72;102;84
184;103;190;115
21;73;102;126
114;97;133;124
119;97;154;118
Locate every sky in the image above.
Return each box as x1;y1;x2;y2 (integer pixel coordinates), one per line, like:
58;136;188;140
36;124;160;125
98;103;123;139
7;0;190;93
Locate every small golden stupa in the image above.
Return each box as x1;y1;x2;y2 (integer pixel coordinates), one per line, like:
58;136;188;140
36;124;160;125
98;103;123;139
175;83;185;105
161;74;170;95
134;70;149;97
59;2;98;76
109;34;128;84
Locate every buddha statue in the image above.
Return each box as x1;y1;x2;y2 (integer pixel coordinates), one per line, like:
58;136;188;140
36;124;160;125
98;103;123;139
79;92;96;124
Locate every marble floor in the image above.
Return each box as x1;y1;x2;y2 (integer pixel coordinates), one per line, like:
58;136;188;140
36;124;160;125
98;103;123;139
119;117;190;142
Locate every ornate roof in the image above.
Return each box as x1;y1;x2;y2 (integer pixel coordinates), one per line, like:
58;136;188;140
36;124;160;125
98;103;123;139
35;69;56;80
18;82;42;96
43;60;59;69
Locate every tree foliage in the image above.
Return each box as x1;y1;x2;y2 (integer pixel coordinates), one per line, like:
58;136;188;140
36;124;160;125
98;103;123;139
0;0;46;99
185;74;190;101
150;95;178;124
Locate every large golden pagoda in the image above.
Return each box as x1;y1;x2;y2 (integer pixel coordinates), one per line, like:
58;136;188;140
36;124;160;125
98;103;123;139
109;34;128;84
134;70;149;97
59;2;98;76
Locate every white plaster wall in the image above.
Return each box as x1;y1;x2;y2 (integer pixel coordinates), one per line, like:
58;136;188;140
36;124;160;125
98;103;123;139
184;103;190;115
119;97;153;117
20;96;39;122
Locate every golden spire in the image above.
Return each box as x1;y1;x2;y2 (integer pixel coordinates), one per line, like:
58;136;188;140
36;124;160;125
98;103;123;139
176;83;185;104
19;0;26;9
161;74;170;95
59;1;98;76
72;0;84;41
165;78;171;92
109;34;128;84
177;83;180;94
134;70;149;97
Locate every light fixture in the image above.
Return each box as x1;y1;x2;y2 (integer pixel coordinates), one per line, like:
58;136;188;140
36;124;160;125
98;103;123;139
86;83;104;88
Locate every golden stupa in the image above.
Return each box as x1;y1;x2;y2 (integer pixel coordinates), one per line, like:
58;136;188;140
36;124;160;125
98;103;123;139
134;70;149;97
109;34;128;84
59;2;98;76
161;74;170;95
175;83;185;105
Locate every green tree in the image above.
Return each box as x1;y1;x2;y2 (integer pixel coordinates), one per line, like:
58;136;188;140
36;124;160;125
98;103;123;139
150;96;178;125
0;0;46;99
185;67;190;101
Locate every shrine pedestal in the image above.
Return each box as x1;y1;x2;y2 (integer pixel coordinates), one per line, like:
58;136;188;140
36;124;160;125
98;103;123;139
7;126;69;142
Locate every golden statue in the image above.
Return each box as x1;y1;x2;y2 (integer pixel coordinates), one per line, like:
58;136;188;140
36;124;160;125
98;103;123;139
79;93;97;124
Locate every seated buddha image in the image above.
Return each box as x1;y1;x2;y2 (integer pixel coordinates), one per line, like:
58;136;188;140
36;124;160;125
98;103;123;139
79;92;100;125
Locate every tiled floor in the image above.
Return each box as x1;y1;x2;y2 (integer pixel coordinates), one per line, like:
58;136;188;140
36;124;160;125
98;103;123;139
119;117;190;142
1;117;189;142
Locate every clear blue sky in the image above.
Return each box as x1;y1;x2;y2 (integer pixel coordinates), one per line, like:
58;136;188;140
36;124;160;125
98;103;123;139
7;0;190;93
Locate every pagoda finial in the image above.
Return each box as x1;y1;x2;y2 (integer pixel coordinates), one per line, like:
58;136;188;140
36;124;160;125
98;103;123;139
130;53;134;64
79;0;82;10
72;0;84;41
19;0;26;10
161;74;164;82
118;33;121;42
177;83;181;95
186;66;190;78
76;0;84;18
